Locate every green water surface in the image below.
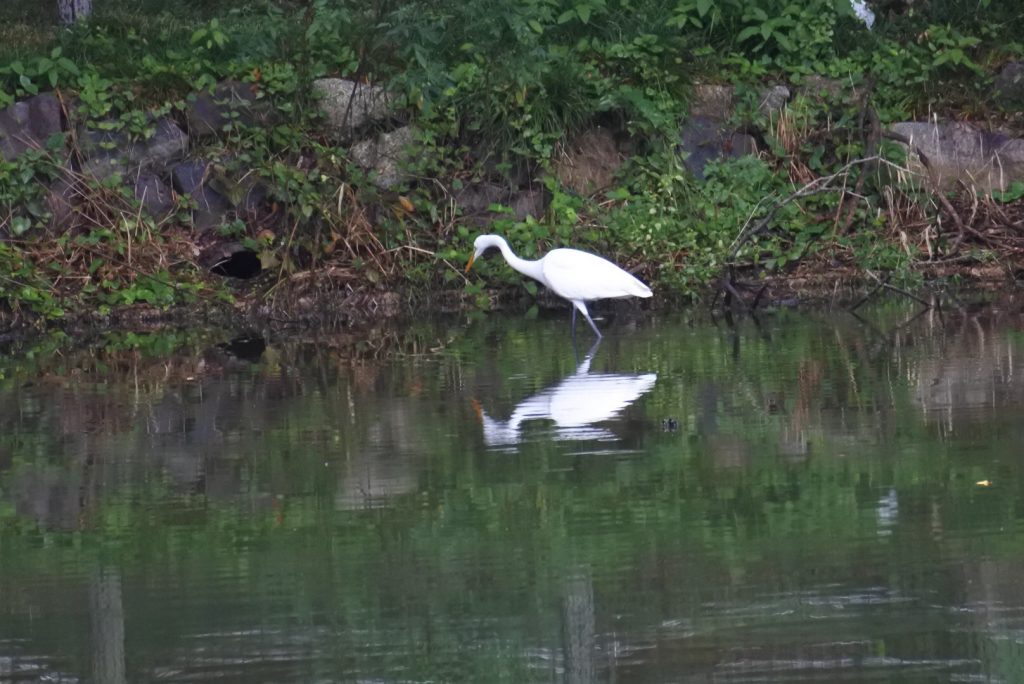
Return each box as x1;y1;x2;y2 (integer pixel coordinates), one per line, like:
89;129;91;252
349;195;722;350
1;303;1023;683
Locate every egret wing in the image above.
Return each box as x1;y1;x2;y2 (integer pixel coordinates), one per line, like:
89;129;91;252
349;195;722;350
541;248;651;301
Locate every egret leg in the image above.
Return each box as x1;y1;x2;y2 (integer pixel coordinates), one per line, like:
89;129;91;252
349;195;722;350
573;301;602;338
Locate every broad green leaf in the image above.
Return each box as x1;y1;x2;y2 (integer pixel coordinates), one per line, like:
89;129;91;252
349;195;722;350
19;75;37;95
11;217;31;236
737;26;760;42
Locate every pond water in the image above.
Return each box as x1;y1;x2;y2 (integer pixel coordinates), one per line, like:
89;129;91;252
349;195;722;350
2;301;1024;683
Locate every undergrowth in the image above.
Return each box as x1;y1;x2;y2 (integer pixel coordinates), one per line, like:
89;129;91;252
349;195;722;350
0;0;1021;326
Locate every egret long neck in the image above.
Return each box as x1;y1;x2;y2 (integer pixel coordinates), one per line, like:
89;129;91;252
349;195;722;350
497;240;545;282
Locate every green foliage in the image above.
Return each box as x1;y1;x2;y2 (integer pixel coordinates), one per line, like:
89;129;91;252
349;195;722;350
390;0;692;156
603;152;831;291
0;47;79;106
0;0;1021;319
0;241;64;319
0;146;62;236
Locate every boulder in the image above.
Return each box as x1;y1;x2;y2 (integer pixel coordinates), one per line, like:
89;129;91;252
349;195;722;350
171;160;233;230
554;126;623;195
46;174;80;230
690;84;734;119
133;172;175;218
993;61;1024;111
691;82;789;118
453;181;507;226
350;126;415;189
0;93;62;162
681;84;775;179
141;118;190;167
170;159;208;195
238;181;269;220
889;121;1024;194
510;187;548;221
680;115;757;180
79;117;187;180
314;79;394;140
187;80;270;139
759;85;791;117
798;74;866;104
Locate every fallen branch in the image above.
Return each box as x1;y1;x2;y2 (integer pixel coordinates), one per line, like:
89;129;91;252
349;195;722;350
864;269;932;309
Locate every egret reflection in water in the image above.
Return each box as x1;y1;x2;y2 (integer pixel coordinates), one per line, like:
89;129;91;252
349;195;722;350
475;342;657;448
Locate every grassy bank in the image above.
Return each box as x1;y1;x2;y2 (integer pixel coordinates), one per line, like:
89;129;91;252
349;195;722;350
0;0;1022;328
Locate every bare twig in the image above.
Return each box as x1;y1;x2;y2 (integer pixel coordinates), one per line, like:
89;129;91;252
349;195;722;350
727;155;885;262
865;269;932;308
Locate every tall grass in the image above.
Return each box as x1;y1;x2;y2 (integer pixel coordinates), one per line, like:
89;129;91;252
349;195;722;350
0;0;267;63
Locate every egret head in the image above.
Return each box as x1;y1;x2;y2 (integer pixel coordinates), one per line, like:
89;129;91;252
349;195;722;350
465;235;507;272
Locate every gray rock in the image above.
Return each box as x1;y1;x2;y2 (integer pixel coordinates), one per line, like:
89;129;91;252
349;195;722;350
171;160;233;230
238;182;269;219
133;172;175;218
889;121;1024;193
993;61;1024;111
80;154;129;182
350;126;415;189
46;174;79;231
679;115;757;180
798;75;864;103
453;182;507;227
510;187;548;221
314;79;394;140
759;85;790;116
800;75;843;99
454;182;505;214
0;93;63;162
681;84;767;179
692;83;789;119
554;126;623;195
142;118;189;167
170;159;209;195
79;117;187;180
690;84;734;119
187;80;268;139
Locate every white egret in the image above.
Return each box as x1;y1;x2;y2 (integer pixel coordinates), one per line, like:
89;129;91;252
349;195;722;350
464;234;652;337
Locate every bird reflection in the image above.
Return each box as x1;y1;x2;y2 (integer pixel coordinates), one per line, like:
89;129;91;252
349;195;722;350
475;342;657;447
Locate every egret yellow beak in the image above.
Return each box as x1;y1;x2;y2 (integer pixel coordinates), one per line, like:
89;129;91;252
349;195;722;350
465;253;476;272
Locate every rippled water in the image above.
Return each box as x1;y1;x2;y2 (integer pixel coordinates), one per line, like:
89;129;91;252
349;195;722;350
2;302;1024;682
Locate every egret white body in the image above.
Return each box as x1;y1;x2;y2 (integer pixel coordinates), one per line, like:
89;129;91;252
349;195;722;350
465;234;652;337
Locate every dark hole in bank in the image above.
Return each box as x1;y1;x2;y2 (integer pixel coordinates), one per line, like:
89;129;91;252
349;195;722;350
210;249;261;279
